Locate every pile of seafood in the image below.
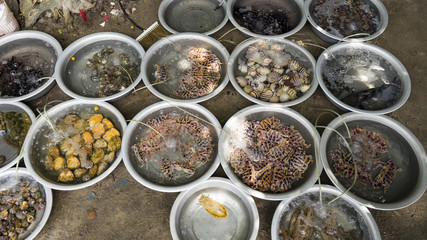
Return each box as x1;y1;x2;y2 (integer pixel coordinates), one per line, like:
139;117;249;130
86;48;138;97
0;112;32;165
281;202;363;239
154;47;222;99
229;117;312;193
44;113;121;182
0;57;46;97
0;112;31;149
132;113;214;181
0;179;46;239
313;0;380;38
233;6;292;35
235;41;311;103
331;127;401;193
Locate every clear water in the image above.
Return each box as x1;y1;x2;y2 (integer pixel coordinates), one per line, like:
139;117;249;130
322;48;402;110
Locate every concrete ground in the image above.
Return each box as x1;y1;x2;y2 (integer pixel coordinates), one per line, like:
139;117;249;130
7;0;426;239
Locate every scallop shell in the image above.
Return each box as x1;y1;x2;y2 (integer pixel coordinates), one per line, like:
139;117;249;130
260;89;274;101
238;64;248;73
236;76;248;87
288;59;301;71
256;66;271;75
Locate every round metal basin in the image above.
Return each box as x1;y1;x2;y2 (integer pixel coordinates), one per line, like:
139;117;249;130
55;32;145;102
158;0;228;35
170;177;259;240
320;113;427;210
24;99;127;191
0;30;62;103
316;42;410;114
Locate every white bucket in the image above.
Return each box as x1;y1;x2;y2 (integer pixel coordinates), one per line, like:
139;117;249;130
0;2;20;36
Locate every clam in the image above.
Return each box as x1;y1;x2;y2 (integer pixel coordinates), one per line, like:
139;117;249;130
243;85;253;94
260;89;274;101
238;64;248;73
236;76;248;87
279;92;291;102
269;95;280;103
296;84;311;93
256;66;271;75
249;90;260;98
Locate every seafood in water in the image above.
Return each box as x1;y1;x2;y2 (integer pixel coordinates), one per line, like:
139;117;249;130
0;112;32;150
153;48;222;100
229;117;312;193
313;0;380;38
280;203;363;240
236;41;311;103
44;113;121;182
132;114;214;181
198;194;228;218
331;127;400;193
0;57;47;97
0;179;46;239
86;48;138;97
233;6;293;35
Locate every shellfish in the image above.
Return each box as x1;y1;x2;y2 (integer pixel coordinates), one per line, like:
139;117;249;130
235;41;311;103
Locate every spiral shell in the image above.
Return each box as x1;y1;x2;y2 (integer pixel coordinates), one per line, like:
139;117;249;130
288;59;301;71
273;68;284;74
289;72;304;87
296;84;311;93
286;88;297;100
259;40;269;50
238;64;248;73
297;66;308;77
236;76;248;87
243;85;253;94
248;43;259;52
245;75;254;82
261;56;273;66
249;90;260;98
260;89;274;101
251;80;265;92
247;61;255;67
270;43;285;52
248;66;257;77
272;53;291;68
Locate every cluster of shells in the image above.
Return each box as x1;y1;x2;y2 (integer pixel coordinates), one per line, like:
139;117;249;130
236;41;311;103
